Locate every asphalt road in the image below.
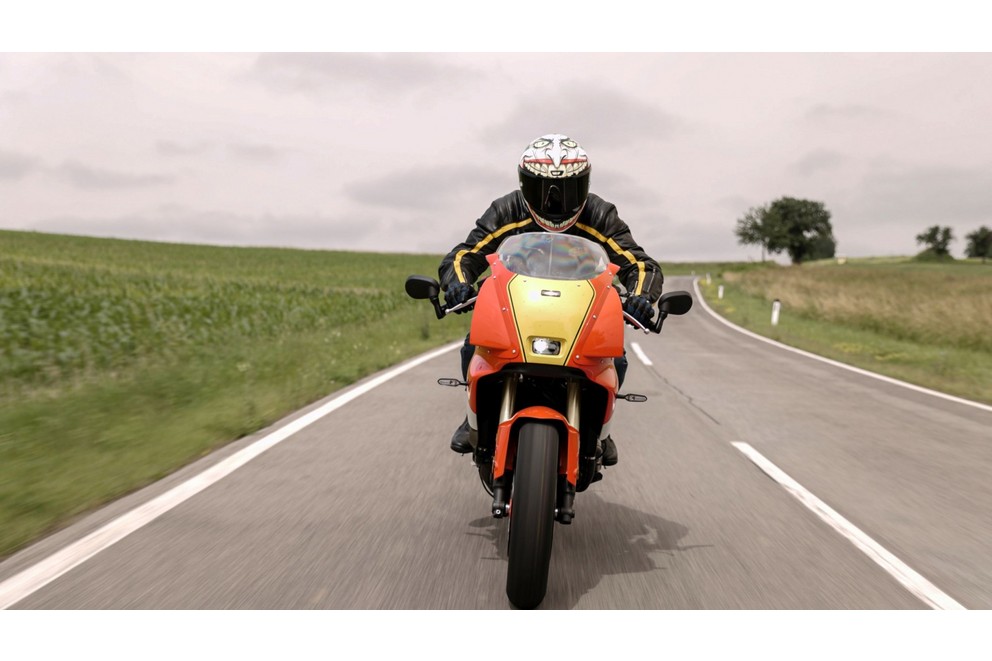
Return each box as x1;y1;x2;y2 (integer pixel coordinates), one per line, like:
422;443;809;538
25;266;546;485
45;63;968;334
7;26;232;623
2;276;990;609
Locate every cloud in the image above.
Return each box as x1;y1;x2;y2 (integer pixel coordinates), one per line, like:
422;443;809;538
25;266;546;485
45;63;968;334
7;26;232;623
156;140;285;162
226;143;283;162
591;170;663;207
343;164;510;212
248;53;478;97
828;162;992;256
856;163;992;224
156;140;212;156
633;215;738;264
794;149;847;176
804;103;894;122
483;86;682;149
717;195;759;212
56;161;177;189
52;54;134;84
0;149;40;180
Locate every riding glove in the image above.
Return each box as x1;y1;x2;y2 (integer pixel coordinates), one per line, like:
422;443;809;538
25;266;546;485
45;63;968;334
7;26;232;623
445;283;476;313
623;295;655;327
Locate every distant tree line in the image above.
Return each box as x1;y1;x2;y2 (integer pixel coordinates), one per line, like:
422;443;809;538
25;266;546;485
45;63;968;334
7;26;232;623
734;197;836;264
734;199;992;265
916;224;992;263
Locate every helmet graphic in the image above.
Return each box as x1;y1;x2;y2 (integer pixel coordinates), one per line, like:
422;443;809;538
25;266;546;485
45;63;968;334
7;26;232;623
518;134;590;232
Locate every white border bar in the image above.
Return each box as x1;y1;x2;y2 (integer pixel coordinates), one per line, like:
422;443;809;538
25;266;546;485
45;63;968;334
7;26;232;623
0;340;462;609
693;278;992;414
732;442;965;610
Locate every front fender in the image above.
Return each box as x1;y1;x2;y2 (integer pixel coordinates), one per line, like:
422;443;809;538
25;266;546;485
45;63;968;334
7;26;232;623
492;406;580;487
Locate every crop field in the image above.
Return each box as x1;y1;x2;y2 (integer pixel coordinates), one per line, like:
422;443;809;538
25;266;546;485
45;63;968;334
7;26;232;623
700;258;992;405
0;230;470;557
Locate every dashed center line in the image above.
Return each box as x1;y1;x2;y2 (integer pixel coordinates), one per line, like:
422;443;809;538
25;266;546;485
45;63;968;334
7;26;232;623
630;341;653;366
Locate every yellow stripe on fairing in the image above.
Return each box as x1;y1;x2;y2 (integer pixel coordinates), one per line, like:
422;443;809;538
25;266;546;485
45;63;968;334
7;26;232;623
453;218;534;284
575;222;646;295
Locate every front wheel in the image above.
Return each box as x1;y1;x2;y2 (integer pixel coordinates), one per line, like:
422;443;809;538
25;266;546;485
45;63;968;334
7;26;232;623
506;421;559;609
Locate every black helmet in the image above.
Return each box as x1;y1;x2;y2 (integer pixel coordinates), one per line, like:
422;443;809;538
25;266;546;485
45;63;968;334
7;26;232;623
518;134;590;232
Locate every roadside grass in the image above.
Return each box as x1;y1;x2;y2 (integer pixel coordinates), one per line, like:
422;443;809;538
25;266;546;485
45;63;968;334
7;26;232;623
699;257;992;405
0;230;469;557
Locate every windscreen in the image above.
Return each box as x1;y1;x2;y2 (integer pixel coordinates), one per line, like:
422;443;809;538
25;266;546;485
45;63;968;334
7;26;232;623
497;233;610;280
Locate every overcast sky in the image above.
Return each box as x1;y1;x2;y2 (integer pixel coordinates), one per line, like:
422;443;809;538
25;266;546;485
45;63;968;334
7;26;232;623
3;52;992;262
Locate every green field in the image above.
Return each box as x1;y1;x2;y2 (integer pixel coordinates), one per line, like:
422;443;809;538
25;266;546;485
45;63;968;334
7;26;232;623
0;230;471;558
699;257;992;405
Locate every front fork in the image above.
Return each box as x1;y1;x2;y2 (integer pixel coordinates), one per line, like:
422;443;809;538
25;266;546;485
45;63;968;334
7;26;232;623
490;376;517;518
491;378;581;525
558;380;580;524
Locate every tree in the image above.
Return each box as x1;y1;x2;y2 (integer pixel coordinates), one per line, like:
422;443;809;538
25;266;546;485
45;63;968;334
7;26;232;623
807;232;838;261
964;225;992;263
762;197;836;264
734;205;770;261
915;225;954;258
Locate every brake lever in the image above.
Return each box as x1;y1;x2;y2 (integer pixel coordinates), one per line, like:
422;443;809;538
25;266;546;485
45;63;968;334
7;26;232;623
443;296;479;316
623;310;669;334
622;311;653;334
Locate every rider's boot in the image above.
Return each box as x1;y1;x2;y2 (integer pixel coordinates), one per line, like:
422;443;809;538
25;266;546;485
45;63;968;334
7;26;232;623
601;436;618;466
450;417;473;454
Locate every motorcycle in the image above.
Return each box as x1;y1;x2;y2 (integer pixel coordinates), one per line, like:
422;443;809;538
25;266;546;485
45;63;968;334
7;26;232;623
406;232;692;609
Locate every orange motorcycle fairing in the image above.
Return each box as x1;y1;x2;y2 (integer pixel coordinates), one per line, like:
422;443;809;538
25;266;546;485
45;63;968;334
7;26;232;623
466;258;523;413
468;267;519;354
568;267;625;362
492;406;580;487
566;266;622;422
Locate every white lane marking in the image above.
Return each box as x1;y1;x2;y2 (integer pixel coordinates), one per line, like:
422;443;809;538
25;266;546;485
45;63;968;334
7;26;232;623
692;278;992;414
732;442;966;610
630;341;653;366
0;340;462;610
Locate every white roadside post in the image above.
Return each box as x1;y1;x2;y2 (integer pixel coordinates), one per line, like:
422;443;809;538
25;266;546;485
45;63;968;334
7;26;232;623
706;273;712;285
718;285;724;299
771;299;781;326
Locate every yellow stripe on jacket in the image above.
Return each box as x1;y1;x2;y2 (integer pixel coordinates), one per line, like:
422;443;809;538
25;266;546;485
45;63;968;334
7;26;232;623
574;222;646;295
453;219;534;284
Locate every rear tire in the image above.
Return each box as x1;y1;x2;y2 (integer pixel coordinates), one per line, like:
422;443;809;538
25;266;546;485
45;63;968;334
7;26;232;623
506;421;558;609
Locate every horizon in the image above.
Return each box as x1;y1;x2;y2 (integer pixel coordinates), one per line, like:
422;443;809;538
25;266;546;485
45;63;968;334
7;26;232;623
6;225;985;267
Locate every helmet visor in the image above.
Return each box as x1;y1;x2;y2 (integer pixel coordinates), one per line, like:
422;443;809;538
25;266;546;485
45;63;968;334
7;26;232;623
519;167;590;221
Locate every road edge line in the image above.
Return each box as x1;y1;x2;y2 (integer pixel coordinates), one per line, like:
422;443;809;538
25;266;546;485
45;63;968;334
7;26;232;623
692;278;992;414
0;340;463;610
732;442;965;610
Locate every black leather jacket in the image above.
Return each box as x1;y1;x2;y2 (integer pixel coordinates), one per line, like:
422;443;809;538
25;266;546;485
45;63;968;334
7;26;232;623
439;191;663;301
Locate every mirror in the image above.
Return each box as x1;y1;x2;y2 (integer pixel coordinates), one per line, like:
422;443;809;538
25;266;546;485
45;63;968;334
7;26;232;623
658;291;693;316
405;275;440;300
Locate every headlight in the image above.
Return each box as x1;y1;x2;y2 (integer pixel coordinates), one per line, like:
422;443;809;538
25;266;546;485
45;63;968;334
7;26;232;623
531;337;561;355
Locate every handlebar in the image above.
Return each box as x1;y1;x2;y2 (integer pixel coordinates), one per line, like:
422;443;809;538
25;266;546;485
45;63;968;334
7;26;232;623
408;273;681;334
445;296;667;333
623;309;668;334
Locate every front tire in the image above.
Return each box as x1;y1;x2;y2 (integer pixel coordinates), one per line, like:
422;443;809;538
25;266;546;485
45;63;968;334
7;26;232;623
506;421;559;609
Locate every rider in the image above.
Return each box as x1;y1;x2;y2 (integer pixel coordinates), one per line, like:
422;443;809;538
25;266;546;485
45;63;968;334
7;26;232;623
439;134;664;466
